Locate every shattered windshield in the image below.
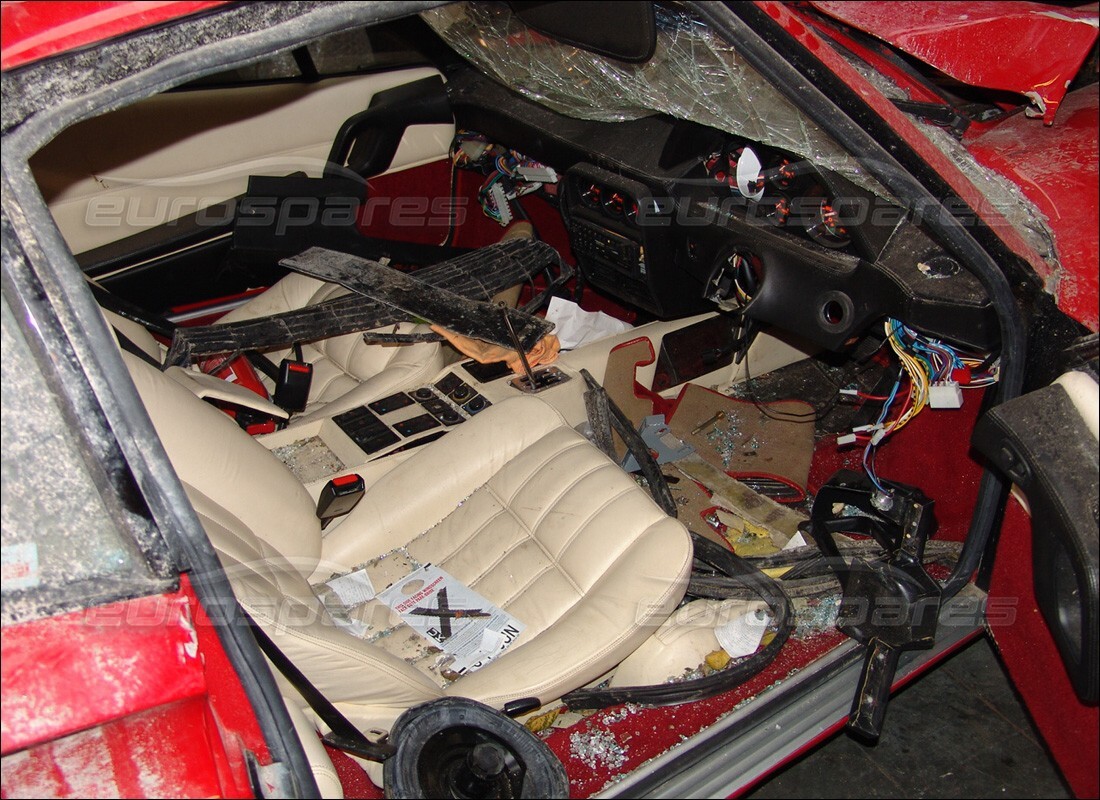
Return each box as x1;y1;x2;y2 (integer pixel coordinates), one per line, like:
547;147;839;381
423;2;890;197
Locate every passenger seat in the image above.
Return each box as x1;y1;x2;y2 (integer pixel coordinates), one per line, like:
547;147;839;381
120;349;692;786
216;273;445;423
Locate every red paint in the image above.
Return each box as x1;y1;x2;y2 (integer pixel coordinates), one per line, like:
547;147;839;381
1;577;272;797
0;592;206;754
0;699;225;797
810;1;1098;125
966;88;1100;332
800;15;945;106
183;574;274;794
768;2;1057;294
987;499;1100;799
0;1;228;71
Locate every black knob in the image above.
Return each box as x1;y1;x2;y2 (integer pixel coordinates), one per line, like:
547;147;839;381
413;387;434;401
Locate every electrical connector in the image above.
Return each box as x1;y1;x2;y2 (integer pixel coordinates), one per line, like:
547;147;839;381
929;381;963;409
853;423;883;433
489;182;513;226
839;387;860;397
837;433;858;446
870;429;887;446
458;139;489;161
515;164;559;183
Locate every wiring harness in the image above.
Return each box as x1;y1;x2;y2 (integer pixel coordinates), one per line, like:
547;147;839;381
838;318;999;494
451;131;559;227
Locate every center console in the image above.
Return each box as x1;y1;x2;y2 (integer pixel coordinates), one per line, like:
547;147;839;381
258;358;581;488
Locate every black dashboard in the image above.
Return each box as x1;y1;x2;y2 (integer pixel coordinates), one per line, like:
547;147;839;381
447;69;996;352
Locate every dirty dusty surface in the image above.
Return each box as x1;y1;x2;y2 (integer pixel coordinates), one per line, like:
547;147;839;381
746;636;1072;800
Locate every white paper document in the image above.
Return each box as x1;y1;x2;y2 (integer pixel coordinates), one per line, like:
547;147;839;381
545;296;633;350
377;565;525;676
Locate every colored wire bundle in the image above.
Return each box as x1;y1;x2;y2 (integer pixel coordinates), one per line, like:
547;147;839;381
846;318;999;493
450;131;556;226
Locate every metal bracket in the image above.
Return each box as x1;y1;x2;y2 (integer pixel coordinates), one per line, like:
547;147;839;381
621;414;694;472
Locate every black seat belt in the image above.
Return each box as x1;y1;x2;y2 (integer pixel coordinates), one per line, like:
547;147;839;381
242;612;396;763
111;325;163;369
90;280;283;382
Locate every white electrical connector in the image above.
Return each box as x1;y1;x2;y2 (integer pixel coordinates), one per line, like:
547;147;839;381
515;164;559;183
837;433;858;446
929;381;964;409
458;139;489;161
870;429;887;446
852;423;883;433
489;182;513;226
839;387;860;397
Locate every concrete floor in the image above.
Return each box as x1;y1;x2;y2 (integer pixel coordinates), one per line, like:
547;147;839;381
745;636;1072;799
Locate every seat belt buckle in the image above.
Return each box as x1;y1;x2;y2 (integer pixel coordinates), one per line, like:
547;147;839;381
273;358;312;412
317;474;365;529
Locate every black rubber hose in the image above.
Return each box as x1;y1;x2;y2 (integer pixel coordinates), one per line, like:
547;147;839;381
561;534;792;709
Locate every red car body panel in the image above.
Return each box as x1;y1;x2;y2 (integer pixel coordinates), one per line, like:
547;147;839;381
794;1;1100;333
0;576;267;797
811;1;1099;126
0;0;226;71
761;2;1058;297
966;88;1100;332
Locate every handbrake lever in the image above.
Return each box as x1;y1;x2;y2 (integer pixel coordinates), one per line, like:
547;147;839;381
499;301;539;390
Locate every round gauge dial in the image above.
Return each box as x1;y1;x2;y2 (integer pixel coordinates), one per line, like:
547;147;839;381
602;190;627;217
580;183;602;208
732;146;766;200
704;150;732;188
805;198;852;248
762;194;791;227
770;157;798;190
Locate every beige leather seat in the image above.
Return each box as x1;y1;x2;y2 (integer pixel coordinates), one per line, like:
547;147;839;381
216;273;446;423
122;350;692;779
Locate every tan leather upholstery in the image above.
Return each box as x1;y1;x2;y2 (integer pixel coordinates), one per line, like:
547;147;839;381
218;273;446;422
122;350;691;761
102;308;163;363
284;700;343;799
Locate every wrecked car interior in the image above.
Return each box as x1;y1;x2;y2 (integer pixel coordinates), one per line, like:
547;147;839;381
3;1;1097;798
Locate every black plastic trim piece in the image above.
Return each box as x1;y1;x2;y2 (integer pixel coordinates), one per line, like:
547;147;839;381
974;383;1099;704
509;1;657;63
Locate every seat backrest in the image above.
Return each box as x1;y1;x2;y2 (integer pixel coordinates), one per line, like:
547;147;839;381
121;351;445;726
217;273;445;419
123;349;322;568
102;308;163;364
